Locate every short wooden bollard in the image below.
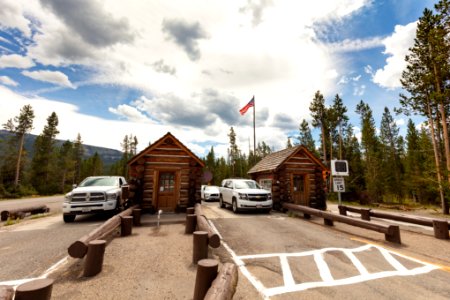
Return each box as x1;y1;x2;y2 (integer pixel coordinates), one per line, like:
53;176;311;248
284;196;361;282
193;231;209;264
185;214;197;234
361;209;371;221
187;207;195;214
121;216;133;236
193;259;219;300
324;218;334;226
433;220;449;239
0;285;14;300
15;278;54;300
132;209;142;226
83;240;106;277
338;206;347;216
303;213;311;219
385;225;401;244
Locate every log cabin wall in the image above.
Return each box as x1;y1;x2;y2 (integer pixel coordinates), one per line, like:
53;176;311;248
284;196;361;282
249;145;327;210
127;133;204;213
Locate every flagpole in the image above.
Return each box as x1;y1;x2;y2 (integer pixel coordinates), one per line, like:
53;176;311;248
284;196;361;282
253;95;256;159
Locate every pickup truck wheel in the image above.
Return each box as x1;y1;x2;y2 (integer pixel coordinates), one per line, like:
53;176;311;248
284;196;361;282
219;196;225;208
63;214;76;223
232;199;239;214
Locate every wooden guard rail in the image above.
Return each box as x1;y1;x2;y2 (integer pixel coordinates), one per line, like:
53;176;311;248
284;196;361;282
338;205;450;240
1;205;49;221
283;203;401;244
68;204;140;258
194;204;221;248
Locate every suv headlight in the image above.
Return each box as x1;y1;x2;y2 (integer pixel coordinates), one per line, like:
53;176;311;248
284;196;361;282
238;193;248;200
64;193;72;202
267;193;272;200
106;192;117;201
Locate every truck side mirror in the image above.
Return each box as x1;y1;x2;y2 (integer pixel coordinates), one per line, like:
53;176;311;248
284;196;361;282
72;184;77;189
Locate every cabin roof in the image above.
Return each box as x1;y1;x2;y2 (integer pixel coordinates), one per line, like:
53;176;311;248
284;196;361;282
247;145;327;174
127;132;205;167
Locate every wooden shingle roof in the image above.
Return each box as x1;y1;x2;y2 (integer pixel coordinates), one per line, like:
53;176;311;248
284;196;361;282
247;145;327;174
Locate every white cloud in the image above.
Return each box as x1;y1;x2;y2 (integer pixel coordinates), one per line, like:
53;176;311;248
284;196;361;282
0;76;19;87
373;21;417;89
22;70;75;88
327;36;384;52
108;104;152;123
353;84;366;96
0;54;35;68
0;0;32;37
395;118;405;126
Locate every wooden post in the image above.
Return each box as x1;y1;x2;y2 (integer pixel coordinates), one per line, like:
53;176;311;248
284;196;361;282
338;205;347;216
187;207;195;214
185;214;197;234
193;231;209;264
132;209;142;226
83;240;107;277
204;263;238;300
15;278;54;300
324;218;334;226
303;213;311;219
385;225;401;244
0;285;14;300
433;220;449;239
121;216;133;236
361;209;371;221
196;215;221;248
193;259;219;300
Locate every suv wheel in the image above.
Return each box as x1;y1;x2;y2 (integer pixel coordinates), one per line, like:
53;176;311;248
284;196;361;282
232;199;239;214
219;196;225;208
63;214;76;223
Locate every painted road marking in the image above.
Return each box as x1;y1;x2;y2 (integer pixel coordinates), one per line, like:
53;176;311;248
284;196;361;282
221;242;440;299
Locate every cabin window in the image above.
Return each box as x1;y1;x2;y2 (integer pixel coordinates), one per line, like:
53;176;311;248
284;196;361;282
259;179;272;191
159;172;175;192
293;175;305;192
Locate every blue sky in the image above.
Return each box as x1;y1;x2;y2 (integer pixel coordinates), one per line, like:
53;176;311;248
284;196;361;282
0;0;440;158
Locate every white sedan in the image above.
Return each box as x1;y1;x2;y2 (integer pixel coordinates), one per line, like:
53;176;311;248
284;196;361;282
201;185;220;202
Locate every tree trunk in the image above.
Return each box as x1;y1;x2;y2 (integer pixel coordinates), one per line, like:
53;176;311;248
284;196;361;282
427;99;446;213
321;126;327;163
14;134;25;187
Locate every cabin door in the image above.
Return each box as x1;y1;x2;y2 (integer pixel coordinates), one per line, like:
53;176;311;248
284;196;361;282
157;172;177;212
292;174;307;206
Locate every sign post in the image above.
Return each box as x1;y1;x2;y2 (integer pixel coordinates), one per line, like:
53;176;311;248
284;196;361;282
331;160;349;205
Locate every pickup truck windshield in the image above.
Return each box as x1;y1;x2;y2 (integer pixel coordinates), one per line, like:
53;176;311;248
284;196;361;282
79;177;118;187
234;180;259;189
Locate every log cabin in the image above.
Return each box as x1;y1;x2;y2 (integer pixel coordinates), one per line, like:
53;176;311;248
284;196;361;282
127;132;205;212
248;145;328;210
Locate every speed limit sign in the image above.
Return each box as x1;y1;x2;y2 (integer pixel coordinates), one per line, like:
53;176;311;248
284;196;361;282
333;177;345;192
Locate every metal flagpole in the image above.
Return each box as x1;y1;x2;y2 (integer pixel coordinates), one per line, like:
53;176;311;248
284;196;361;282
253;96;256;159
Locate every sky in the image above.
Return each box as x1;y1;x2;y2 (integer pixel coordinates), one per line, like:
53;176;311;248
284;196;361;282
0;0;439;159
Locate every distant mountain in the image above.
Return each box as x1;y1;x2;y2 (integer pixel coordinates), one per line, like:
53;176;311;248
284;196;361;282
0;130;123;166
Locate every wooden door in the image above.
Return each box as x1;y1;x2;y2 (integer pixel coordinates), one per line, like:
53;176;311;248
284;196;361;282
292;174;307;205
157;172;177;212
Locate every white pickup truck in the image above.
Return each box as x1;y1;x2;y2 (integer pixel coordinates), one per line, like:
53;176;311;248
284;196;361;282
219;178;272;213
62;176;127;222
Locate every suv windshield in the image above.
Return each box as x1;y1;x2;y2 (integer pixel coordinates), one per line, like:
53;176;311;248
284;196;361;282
234;180;260;189
79;177;118;187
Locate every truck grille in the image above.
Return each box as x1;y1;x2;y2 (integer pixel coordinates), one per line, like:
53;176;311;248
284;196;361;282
247;194;269;201
72;192;106;202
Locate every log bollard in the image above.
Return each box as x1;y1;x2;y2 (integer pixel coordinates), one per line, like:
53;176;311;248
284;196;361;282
0;285;14;300
132;209;142;226
324;218;334;226
187;207;195;214
193;231;209;264
185;214;197;234
83;240;107;277
15;278;54;300
193;259;219;300
338;205;347;216
121;216;133;236
433;220;449;239
361;209;371;221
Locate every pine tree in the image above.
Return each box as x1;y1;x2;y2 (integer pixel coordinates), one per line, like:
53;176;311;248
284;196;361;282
58;140;75;193
31;112;60;194
2;105;35;188
310;91;329;164
298;119;316;153
73;133;84;184
330;95;349;159
356;101;383;202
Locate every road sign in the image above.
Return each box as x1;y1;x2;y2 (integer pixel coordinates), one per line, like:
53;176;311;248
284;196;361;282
331;160;349;176
333;177;345;192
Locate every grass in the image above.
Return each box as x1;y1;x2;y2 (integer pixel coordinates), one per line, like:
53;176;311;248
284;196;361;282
4;217;20;226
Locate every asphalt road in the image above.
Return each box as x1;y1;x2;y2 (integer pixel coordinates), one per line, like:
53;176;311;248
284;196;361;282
0;196;111;285
202;202;450;300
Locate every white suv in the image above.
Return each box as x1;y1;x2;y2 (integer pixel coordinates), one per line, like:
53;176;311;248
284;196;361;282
62;176;127;222
219;179;272;213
